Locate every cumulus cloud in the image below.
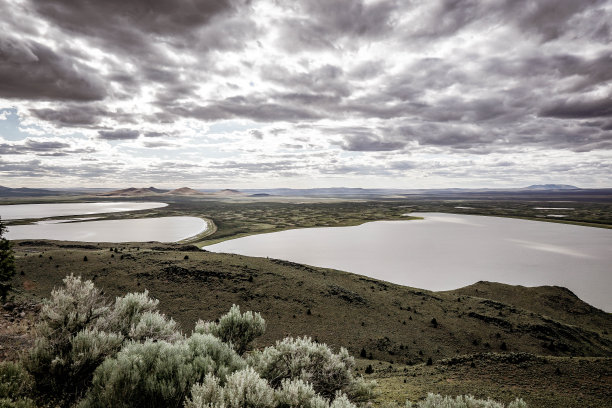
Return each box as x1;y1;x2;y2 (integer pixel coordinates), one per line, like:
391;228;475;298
336;133;405;152
539;95;612;119
0;0;610;187
0;138;96;156
0;36;105;101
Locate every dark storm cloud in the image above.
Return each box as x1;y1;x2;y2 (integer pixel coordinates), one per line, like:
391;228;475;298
98;129;140;140
0;139;94;156
334;129;406;152
23;140;71;151
506;0;610;43
0;141;68;155
0;37;105;101
262;64;351;98
30;105;110;126
539;96;612;119
277;0;398;50
169;97;323;122
406;0;609;43
144;131;172;138
584;120;612;131
29;0;244;49
486;52;612;92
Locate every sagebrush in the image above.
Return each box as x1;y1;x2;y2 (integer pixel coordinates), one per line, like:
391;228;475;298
14;275;526;408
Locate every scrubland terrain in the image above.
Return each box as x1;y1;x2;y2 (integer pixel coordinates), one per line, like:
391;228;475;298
3;240;611;407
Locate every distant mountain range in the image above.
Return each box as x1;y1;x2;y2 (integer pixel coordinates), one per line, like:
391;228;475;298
97;187;169;196
0;185;73;198
3;184;610;199
97;187;245;197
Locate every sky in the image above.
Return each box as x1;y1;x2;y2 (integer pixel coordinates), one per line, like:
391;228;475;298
0;0;611;189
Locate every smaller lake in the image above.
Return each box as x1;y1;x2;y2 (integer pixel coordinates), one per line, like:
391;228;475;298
207;213;612;311
0;202;168;220
5;216;207;242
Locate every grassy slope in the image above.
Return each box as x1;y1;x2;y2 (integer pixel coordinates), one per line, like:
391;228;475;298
8;241;612;407
367;354;611;408
12;241;612;360
445;281;611;334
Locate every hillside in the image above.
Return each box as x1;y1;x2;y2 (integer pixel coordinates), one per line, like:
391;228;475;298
213;189;246;197
446;281;610;333
98;186;168;196
0;186;71;198
11;241;611;361
6;240;612;407
165;187;207;196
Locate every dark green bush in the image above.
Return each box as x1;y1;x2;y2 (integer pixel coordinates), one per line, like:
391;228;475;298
195;304;265;355
24;275;180;405
249;336;357;400
79;333;245;408
0;362;35;408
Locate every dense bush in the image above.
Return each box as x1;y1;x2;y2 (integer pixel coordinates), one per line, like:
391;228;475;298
249;336;360;400
24;275;181;405
195;304;265;354
185;368;356;408
24;275;114;402
406;393;527;408
0;362;35;408
79;334;245;408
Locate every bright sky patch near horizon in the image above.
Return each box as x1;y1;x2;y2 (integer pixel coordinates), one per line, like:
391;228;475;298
0;0;611;189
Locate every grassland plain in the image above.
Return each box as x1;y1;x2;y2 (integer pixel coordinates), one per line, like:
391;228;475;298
5;240;612;408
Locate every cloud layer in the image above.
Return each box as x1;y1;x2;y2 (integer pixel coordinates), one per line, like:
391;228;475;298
0;0;611;187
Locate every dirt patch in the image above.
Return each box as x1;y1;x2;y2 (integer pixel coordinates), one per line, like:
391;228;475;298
0;302;38;361
22;280;37;291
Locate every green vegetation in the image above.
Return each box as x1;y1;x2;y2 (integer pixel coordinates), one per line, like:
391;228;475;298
196;305;265;354
404;200;612;229
0;361;35;408
4;275;535;408
405;394;526;408
168;200;417;246
0;217;16;300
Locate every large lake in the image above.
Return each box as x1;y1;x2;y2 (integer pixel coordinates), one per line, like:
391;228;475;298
207;213;612;311
5;216;207;243
0;202;167;220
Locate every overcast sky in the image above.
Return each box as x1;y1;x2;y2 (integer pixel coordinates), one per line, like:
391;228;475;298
1;0;611;189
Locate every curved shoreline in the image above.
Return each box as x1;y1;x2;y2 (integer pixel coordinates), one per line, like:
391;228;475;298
5;216;207;243
0;202;168;221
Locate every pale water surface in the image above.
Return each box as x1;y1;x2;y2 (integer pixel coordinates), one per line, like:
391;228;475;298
5;216;207;243
0;202;167;220
207;213;612;311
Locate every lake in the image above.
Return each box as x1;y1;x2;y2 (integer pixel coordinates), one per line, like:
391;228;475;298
0;202;167;220
207;213;612;311
5;216;207;243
